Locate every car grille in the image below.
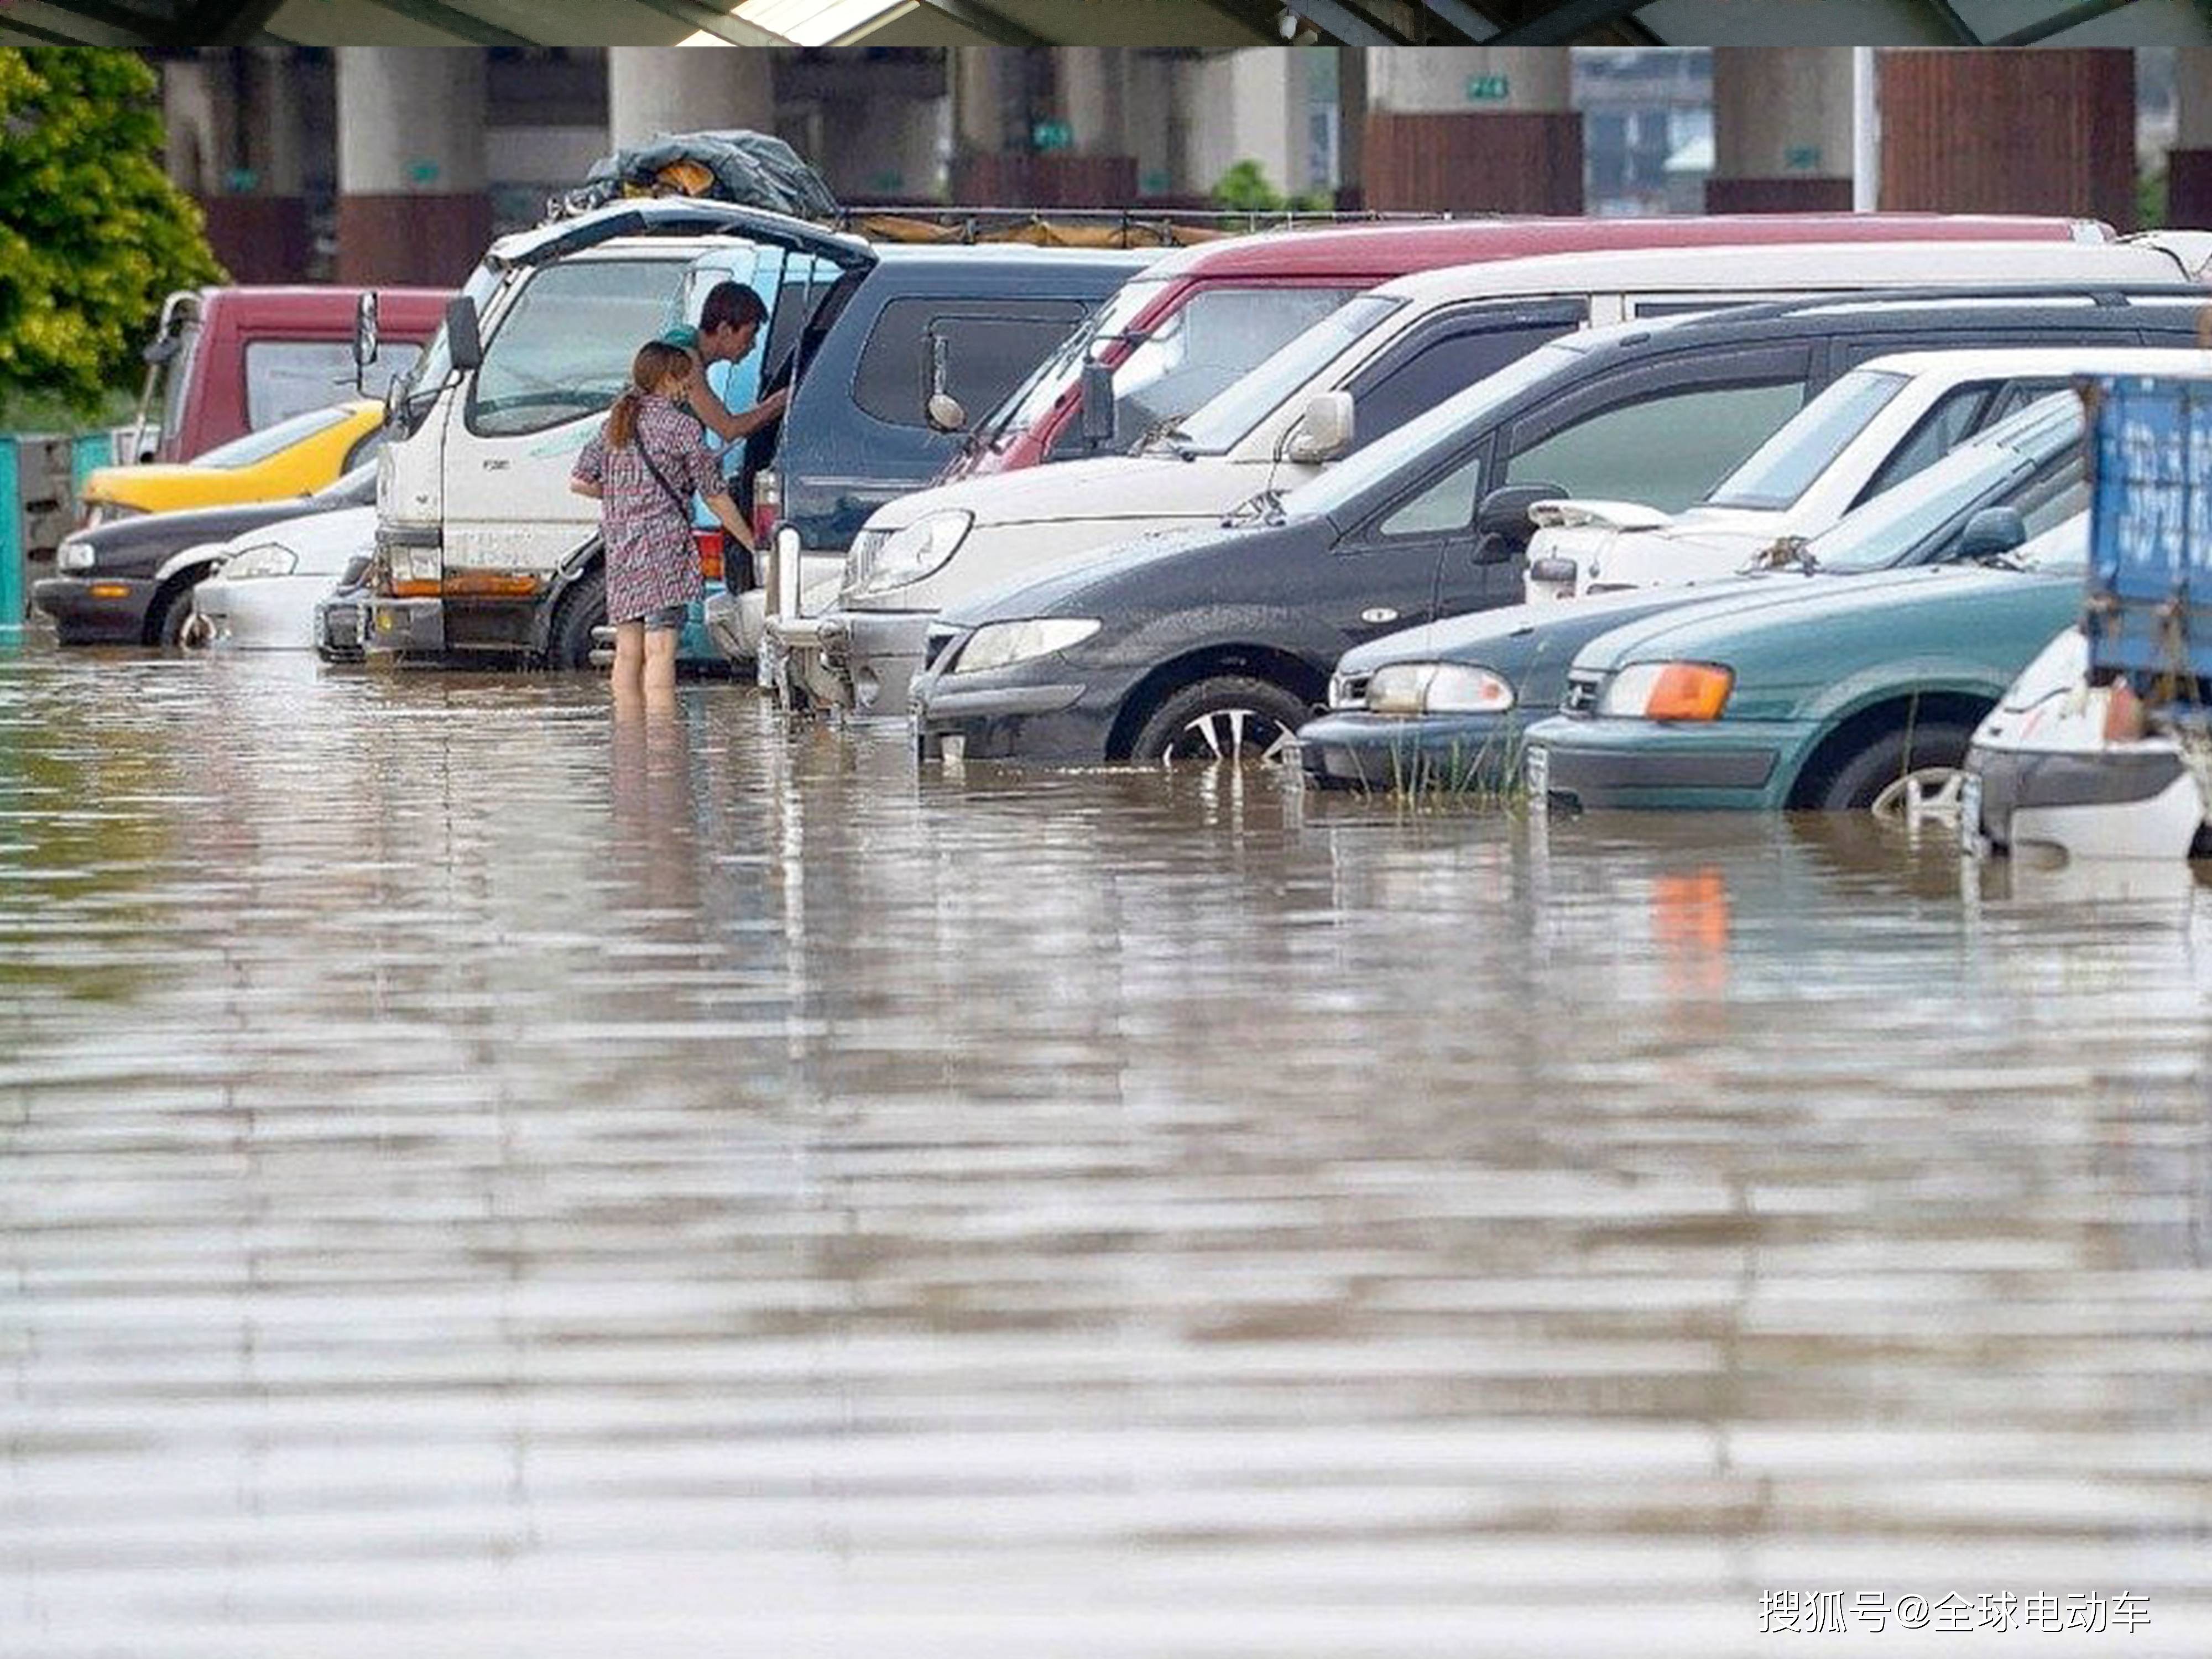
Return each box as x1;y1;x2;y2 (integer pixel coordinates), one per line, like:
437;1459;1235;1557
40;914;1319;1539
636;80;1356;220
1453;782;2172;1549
1562;670;1605;716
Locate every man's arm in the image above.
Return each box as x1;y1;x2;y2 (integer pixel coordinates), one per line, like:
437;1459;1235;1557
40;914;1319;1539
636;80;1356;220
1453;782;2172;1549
685;373;787;445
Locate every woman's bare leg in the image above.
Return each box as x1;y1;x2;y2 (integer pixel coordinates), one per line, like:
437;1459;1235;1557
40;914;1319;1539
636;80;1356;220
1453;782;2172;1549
612;620;645;717
644;626;680;713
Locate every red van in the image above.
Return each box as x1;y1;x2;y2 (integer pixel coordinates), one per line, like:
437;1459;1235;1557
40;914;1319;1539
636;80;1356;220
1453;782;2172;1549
132;286;451;465
946;214;2115;483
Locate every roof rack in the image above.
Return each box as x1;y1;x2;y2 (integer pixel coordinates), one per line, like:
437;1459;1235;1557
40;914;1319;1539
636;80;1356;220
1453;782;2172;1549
831;205;1460;250
1673;283;2212;329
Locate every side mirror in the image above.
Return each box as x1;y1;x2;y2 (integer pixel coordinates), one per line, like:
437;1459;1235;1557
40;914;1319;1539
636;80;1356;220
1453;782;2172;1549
1956;504;2027;560
353;291;380;372
1473;482;1564;563
1078;360;1116;450
445;294;483;374
926;393;968;433
1285;390;1355;466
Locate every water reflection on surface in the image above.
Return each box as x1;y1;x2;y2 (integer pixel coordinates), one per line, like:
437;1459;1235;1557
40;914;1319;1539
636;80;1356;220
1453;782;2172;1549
3;651;2211;1657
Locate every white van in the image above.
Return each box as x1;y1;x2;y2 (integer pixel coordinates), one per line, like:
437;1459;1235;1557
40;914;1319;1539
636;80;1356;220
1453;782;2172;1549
1521;344;2212;601
780;237;2200;718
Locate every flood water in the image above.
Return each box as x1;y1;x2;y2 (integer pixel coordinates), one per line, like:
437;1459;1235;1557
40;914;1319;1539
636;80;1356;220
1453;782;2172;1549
3;648;2210;1657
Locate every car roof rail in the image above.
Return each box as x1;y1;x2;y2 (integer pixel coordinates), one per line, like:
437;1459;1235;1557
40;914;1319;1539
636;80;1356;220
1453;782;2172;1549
1673;283;2212;330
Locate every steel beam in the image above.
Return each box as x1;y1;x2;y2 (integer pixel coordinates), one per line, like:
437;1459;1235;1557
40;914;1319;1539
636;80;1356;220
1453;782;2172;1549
624;0;787;45
1913;0;1986;43
33;0;169;41
1989;0;2154;45
1414;0;1500;38
908;0;1051;45
169;0;289;44
351;0;539;43
1484;0;1649;44
1276;0;1415;46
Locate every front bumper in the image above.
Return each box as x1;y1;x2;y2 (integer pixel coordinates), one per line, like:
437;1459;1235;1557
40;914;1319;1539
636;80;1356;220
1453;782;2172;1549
1525;714;1788;811
363;596;445;656
1967;738;2199;859
189;575;323;651
910;650;1120;766
317;592;368;663
31;575;155;645
1295;709;1526;794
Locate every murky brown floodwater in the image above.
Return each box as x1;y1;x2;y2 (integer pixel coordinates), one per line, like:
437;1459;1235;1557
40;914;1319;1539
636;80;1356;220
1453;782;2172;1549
3;646;2210;1658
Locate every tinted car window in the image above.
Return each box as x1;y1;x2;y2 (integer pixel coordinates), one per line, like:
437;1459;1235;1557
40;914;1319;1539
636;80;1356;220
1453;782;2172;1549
1505;377;1806;513
246;340;421;430
468;258;686;439
853;298;1091;430
1855;378;2070;505
1349;319;1580;453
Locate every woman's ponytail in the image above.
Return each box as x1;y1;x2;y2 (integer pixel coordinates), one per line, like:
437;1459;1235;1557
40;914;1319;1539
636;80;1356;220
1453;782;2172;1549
604;340;695;451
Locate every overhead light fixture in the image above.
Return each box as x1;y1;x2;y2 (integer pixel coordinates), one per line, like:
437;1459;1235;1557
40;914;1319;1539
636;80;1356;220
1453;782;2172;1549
1277;8;1320;41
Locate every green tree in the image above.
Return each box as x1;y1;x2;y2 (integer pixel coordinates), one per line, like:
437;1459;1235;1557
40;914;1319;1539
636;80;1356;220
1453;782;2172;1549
0;49;226;420
1209;159;1334;216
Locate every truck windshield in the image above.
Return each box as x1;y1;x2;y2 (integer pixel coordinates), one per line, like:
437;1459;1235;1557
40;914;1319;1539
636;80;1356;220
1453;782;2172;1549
1168;294;1404;455
1706;369;1910;511
468;257;690;437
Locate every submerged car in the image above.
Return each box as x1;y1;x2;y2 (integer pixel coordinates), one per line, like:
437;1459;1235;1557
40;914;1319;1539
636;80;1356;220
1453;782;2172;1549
1524;513;2091;814
34;463;377;647
1298;390;2094;793
185;506;375;652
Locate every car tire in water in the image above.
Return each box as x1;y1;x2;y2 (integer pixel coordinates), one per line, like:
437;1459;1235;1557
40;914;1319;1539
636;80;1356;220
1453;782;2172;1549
546;567;606;671
147;580;199;650
1815;719;1975;813
1129;675;1311;768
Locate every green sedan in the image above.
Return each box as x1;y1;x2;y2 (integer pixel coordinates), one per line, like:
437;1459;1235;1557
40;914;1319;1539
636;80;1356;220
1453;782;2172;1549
1524;518;2086;814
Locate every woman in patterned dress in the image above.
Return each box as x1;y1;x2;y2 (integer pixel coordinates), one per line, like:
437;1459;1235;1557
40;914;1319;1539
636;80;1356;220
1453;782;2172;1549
571;341;754;712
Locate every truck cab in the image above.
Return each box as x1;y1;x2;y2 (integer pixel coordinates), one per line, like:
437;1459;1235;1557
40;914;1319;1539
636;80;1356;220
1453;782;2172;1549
365;199;877;665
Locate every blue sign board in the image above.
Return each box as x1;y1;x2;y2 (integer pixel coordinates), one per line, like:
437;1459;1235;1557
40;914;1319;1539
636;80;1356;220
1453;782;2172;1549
2085;374;2212;682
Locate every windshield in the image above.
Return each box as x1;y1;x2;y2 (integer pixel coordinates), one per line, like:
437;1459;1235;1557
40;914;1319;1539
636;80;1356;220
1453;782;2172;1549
1707;369;1909;510
1171;294;1406;455
189;402;356;468
982;275;1167;451
1282;337;1595;524
1108;285;1360;448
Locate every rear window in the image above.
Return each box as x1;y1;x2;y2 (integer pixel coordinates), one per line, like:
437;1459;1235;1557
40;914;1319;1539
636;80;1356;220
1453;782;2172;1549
246;339;421;430
853;298;1092;430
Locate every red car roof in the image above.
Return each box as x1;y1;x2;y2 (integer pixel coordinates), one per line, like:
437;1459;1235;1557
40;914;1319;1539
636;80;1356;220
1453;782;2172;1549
1165;214;2105;281
198;286;452;331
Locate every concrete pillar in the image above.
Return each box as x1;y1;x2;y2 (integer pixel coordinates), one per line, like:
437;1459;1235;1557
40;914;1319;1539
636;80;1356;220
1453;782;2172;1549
1337;45;1366;209
953;46;1015;156
1187;49;1303;204
1127;50;1184;198
1879;49;2136;232
335;48;493;288
1059;47;1128;157
606;48;775;150
165;50;316;284
2168;49;2212;229
1706;46;1853;213
1363;47;1581;214
818;95;945;204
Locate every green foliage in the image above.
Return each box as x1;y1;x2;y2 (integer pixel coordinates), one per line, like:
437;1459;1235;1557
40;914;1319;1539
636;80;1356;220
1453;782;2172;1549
1208;159;1334;216
2138;166;2168;233
0;49;226;421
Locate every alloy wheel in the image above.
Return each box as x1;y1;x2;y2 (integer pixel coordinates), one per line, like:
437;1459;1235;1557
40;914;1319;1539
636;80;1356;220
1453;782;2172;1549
1160;706;1296;768
1869;765;1965;827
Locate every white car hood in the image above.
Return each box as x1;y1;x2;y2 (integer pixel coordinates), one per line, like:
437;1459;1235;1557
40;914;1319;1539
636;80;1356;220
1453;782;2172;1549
219;505;377;577
863;455;1242;534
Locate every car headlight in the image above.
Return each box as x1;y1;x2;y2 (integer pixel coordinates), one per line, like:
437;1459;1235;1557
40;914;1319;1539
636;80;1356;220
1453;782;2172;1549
853;510;971;595
219;544;297;580
952;617;1102;676
844;527;890;591
1363;661;1515;716
1598;661;1734;721
56;538;95;574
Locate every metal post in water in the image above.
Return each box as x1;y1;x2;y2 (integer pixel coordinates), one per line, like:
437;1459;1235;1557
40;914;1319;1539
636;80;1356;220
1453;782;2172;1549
0;439;23;639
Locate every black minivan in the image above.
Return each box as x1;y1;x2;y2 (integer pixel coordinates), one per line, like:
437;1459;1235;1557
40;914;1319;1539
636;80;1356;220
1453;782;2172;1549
910;286;2212;766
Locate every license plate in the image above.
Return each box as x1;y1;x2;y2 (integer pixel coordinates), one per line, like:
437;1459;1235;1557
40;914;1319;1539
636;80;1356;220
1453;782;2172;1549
1958;770;1984;855
1525;743;1550;811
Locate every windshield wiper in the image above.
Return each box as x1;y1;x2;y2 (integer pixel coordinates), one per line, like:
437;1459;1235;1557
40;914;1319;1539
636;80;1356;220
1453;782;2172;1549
1135;419;1198;459
1751;535;1819;575
1222;488;1284;528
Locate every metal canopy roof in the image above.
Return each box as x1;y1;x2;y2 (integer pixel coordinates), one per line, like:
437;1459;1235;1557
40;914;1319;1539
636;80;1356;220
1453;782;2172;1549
3;0;2209;46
